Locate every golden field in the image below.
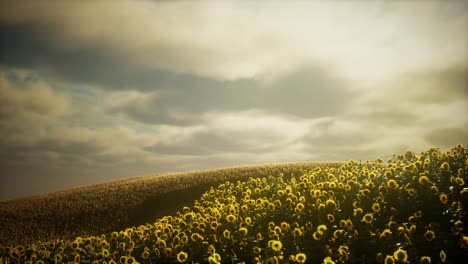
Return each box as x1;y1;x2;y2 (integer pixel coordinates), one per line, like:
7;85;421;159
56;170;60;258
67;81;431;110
1;145;467;264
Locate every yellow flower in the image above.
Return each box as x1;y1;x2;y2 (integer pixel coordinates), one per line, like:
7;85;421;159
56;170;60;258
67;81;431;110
387;179;399;189
440;250;446;263
327;214;335;223
424;230;435;242
317;224;327;234
226;214;237;223
140;249;149;260
295;203;305;213
393;248;408;262
223;230;230;239
372;203;381;213
354;208;363;217
293;227;303;237
440;193;448;204
295;253;307;263
440;162;450;172
313;231;322;240
333;229;343;239
323;256;335;264
253;247;261;254
418;175;430;185
125;257;136;264
177;251;188;263
239;227;248;236
271;240;282;251
455;177;465;186
420;256;431;264
384;255;395;264
280;222;290;231
380;229;392;240
326;199;337;210
362;213;374;224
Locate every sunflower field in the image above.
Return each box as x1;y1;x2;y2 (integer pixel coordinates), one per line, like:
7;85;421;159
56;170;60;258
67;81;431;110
1;144;467;264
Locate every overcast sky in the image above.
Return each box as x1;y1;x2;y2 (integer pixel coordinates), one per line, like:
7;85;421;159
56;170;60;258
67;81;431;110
0;0;467;200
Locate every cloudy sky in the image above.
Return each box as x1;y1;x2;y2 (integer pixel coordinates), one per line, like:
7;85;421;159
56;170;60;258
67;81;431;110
0;0;467;200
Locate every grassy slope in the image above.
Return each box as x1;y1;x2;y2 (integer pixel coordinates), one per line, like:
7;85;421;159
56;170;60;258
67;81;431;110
0;161;343;246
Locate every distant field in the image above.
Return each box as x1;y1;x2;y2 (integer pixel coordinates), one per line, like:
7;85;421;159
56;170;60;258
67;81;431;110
1;145;467;264
0;161;343;246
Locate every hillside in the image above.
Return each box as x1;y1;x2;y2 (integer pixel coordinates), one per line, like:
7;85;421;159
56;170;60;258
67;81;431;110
0;161;343;246
1;144;467;263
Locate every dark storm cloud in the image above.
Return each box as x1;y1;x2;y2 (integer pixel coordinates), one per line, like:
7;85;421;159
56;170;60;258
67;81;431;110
0;24;214;91
1;23;352;125
109;65;352;126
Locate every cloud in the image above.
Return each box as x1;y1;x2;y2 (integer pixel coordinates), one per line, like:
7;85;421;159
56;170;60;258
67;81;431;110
144;110;311;156
425;126;468;149
0;69;69;121
1;0;466;83
107;64;353;126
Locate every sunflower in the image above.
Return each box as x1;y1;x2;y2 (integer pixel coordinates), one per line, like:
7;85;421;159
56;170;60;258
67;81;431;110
384;255;395;264
372;203;381;213
440;250;446;263
102;249;110;258
53;254;62;262
333;229;343;239
354;208;363;217
326;199;337;210
393;248;408;262
387;179;399;189
226;214;237;223
295;253;307;263
177;251;188;263
323;256;335;264
271;240;282;251
418;175;430;185
313;232;322;240
420;256;431;264
424;230;435;242
327;214;335;223
455;177;465;186
293;228;303;237
239;227;248;236
317;224;328;234
440;162;450;172
125;257;136;264
439;193;448;204
380;229;392;240
280;222;290;231
362;213;374;224
164;247;173;257
141;250;149;260
295;203;305;213
253;247;261;254
223;230;231;239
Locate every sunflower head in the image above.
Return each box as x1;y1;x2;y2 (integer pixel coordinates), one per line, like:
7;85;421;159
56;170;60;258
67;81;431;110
424;230;436;242
362;213;374;224
177;251;188;263
270;240;282;252
393;248;408;262
420;256;431;264
295;253;307;263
